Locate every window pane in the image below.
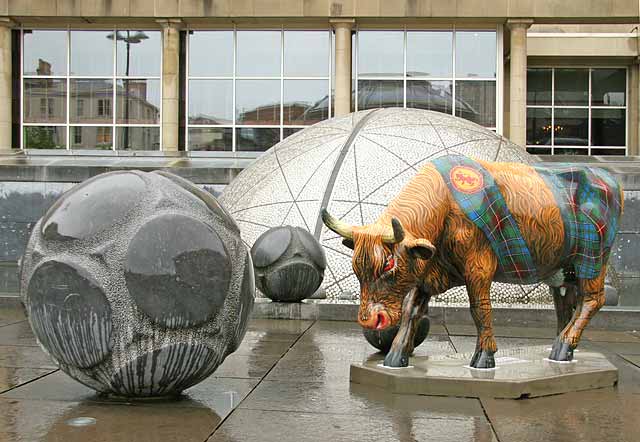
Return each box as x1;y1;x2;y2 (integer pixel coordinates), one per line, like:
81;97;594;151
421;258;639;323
283;80;329;125
116;31;161;77
117;127;160;150
24;126;66;149
358;31;404;77
591;108;625;147
554;108;588;146
284;31;329;77
237;31;281;77
70;126;113;150
70;31;114;76
357;80;403;110
70;79;113;124
283;127;303;139
554;147;588;155
527;69;552;105
591;148;626;156
236;127;280;152
526;147;552;155
406;31;452;78
406;80;452;114
189;80;233;125
236;80;280;125
554;68;588;106
116;79;160;124
189;31;234;77
23;30;67;76
592;69;626;107
526;108;552;146
188;127;233;151
24;79;66;124
455;80;496;127
455;31;496;78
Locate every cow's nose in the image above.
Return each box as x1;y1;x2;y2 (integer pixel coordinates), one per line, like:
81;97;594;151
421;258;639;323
358;304;391;330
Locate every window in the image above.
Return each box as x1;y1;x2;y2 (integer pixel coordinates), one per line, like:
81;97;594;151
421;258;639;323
355;28;498;130
22;29;161;150
187;28;332;152
526;68;627;155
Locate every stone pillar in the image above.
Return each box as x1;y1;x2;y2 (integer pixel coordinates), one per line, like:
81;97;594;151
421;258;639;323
0;19;13;150
158;19;182;152
507;19;533;147
331;19;355;117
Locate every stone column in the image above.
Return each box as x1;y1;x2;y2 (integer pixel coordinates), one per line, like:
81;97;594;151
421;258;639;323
507;19;533;147
157;19;182;152
331;19;355;117
0;19;13;150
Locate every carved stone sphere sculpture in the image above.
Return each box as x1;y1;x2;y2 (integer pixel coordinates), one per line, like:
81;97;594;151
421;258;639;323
251;226;326;302
362;316;430;354
20;170;254;397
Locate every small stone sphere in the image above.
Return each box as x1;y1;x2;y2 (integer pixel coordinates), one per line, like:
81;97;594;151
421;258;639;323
251;226;326;302
362;317;430;354
20;170;254;397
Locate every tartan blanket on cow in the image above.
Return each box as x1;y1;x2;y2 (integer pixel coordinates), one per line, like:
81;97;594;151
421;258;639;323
432;155;539;284
535;164;622;280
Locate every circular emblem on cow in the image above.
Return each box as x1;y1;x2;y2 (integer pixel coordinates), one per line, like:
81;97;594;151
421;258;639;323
450;165;484;194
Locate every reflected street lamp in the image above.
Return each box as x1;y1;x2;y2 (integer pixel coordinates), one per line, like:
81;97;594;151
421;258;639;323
107;31;149;149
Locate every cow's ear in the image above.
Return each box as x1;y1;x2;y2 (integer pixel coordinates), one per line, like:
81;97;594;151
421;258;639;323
407;239;436;260
342;238;354;250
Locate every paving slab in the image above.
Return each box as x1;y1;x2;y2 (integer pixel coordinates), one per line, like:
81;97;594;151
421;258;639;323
583;329;640;343
447;324;557;339
230;338;293;357
0;345;57;369
481;390;640;442
210;354;280;379
0;306;26;327
351;346;618;399
0;367;56;393
450;336;552;354
246;319;313;335
620;354;640;368
207;409;498;442
0;321;38;347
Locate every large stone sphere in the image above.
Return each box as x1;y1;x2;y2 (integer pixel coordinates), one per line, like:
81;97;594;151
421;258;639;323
20;170;254;397
221;108;549;306
251;225;326;302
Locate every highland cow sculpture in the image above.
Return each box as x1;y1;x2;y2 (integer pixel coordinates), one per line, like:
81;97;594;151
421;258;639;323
322;154;622;369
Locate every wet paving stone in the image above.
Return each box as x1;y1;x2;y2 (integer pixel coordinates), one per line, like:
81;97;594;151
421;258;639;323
207;409;498;442
449;336;552;354
447;324;557;339
246;319;313;335
583;330;640;343
0;321;38;347
0;307;26;327
211;354;280;379
230;339;293;357
0;345;58;369
620;354;640;368
0;367;56;393
481;390;640;442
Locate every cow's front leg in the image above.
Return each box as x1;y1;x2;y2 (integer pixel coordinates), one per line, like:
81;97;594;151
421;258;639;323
466;250;497;369
383;287;428;368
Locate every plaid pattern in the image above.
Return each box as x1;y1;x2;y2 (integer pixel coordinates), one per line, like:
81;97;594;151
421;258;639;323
432;155;539;284
535;165;622;280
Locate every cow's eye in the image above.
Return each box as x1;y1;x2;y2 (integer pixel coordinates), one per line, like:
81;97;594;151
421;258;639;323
383;255;395;273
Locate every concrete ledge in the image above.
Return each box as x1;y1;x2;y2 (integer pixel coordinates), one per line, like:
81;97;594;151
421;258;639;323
350;346;618;399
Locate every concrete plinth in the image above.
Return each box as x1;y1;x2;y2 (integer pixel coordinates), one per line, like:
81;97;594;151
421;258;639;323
350;345;618;399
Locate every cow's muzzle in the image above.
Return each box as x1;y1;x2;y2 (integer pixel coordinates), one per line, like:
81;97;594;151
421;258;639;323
358;303;391;330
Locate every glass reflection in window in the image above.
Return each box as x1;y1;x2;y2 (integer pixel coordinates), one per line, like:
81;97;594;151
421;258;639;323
188;128;233;151
591;69;626;107
526;108;552;146
117;127;160;150
70;31;114;76
70;126;113;150
527;69;552;106
455;81;496;127
554;108;588;146
116;31;161;77
284;31;329;77
236;128;280;151
406;31;452;78
23;30;67;76
554;68;588;106
188;80;233;125
358;31;404;77
591;109;625;147
188;31;234;77
24;79;67;124
236;31;281;77
236;80;281;125
455;32;496;78
406;80;452;114
23;126;66;149
358;80;404;110
283;80;329;125
116;79;161;124
70;79;114;124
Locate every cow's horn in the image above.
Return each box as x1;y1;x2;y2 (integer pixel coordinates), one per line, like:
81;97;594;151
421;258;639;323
383;218;405;244
321;209;353;240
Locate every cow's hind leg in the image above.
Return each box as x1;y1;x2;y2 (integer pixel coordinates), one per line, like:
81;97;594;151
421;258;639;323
551;284;577;336
465;250;498;369
384;287;428;367
549;266;606;362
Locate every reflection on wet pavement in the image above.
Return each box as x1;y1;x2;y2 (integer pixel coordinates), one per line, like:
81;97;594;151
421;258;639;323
0;317;638;441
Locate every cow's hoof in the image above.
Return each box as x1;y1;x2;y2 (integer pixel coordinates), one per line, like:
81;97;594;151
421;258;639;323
383;351;409;368
470;350;495;369
549;338;574;362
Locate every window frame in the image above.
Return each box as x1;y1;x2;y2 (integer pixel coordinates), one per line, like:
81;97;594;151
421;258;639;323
353;25;503;134
20;27;163;151
526;66;628;156
185;26;333;153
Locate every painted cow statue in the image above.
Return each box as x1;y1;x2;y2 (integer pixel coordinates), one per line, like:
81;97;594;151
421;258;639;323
322;154;623;369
